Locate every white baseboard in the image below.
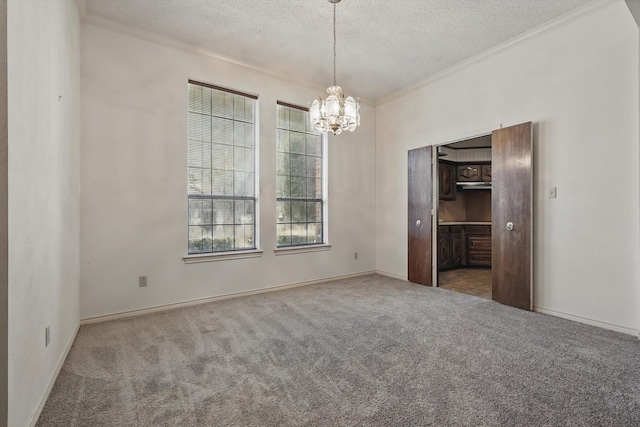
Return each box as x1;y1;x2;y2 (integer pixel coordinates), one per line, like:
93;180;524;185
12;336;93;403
375;270;408;281
81;270;377;325
534;306;640;338
29;321;81;427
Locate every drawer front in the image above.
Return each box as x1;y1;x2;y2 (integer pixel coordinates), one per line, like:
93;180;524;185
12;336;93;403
465;225;491;235
467;235;491;266
468;251;492;266
468;236;491;251
450;225;462;233
438;225;449;234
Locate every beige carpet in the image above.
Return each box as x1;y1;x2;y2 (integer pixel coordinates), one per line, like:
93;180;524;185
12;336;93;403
37;274;640;426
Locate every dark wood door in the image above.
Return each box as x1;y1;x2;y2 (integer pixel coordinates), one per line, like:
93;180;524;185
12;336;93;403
492;122;533;310
408;146;433;285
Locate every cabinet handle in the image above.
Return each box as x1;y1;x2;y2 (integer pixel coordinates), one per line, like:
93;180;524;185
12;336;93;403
506;222;514;231
416;220;421;227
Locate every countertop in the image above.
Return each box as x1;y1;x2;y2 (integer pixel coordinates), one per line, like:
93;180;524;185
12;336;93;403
438;221;491;225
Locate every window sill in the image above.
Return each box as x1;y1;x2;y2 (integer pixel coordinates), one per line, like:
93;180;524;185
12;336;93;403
183;249;263;264
274;244;331;256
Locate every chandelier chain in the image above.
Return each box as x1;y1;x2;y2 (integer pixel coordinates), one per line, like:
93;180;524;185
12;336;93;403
333;2;336;87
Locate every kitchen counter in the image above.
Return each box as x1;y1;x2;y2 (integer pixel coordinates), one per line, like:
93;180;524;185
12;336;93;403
439;221;491;225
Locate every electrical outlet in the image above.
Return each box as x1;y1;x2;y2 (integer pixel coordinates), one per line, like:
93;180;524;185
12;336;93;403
45;326;50;347
354;252;358;260
139;276;148;287
549;187;557;199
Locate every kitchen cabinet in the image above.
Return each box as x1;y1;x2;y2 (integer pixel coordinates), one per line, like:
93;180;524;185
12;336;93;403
438;228;450;270
439;161;456;200
457;164;481;182
481;164;492;182
451;230;462;266
438;225;462;270
456;163;492;182
464;225;491;267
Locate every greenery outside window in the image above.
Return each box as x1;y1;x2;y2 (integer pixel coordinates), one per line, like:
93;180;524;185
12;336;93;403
276;102;326;247
188;80;257;254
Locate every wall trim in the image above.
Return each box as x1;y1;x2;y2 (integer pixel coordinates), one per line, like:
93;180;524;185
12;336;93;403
534;306;640;338
29;322;81;427
274;244;332;256
375;269;407;281
81;270;377;324
377;0;616;106
81;14;375;106
183;249;263;264
373;270;639;337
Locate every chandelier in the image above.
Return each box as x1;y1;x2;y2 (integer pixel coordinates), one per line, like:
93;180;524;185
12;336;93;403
309;0;360;135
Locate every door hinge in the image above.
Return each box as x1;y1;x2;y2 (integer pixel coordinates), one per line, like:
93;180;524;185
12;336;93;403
431;209;435;216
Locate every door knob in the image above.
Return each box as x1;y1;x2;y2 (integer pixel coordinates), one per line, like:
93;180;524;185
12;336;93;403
416;220;422;227
506;222;514;231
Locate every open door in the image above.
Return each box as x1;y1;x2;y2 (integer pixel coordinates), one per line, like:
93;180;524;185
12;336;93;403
408;146;433;286
491;122;533;310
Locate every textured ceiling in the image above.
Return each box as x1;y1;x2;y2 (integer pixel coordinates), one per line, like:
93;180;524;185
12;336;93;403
85;0;595;102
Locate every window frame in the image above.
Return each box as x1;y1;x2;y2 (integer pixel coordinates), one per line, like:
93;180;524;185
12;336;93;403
275;101;328;250
186;79;260;257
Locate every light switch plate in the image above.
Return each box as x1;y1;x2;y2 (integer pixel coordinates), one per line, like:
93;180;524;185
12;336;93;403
549;187;557;199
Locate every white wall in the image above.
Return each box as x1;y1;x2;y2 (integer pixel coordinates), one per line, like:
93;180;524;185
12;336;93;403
376;0;640;334
0;0;8;425
80;22;376;319
7;0;81;425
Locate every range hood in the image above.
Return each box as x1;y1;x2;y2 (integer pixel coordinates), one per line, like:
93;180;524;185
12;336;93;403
456;181;492;190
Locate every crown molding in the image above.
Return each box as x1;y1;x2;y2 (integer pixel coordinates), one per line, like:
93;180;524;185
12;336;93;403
376;0;618;106
81;13;375;106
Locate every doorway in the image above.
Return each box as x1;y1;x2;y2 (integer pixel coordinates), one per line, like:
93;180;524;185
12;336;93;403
407;122;533;311
436;135;493;299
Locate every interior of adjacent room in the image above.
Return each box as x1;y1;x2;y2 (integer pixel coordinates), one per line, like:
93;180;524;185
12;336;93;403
437;135;493;299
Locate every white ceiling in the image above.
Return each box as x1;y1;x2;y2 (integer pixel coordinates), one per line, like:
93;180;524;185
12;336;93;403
85;0;595;102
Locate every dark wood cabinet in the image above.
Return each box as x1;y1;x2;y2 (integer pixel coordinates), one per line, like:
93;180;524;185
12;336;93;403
438;229;450;270
481;164;492;182
451;229;462;266
439;224;492;269
439;162;456;200
456;163;492;182
465;225;491;267
438;225;462;270
457;164;481;181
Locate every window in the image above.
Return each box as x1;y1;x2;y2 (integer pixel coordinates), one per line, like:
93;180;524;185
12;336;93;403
187;80;257;254
276;102;326;247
